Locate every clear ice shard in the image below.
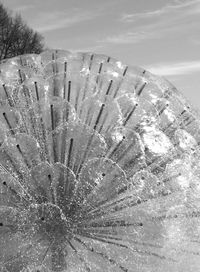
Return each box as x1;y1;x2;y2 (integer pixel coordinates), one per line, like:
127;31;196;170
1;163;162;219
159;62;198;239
0;49;200;272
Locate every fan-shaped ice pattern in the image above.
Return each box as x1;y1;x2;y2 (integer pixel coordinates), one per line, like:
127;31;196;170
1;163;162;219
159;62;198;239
0;50;200;272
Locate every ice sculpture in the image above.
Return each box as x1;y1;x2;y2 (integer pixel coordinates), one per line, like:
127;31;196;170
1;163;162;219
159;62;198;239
0;49;200;272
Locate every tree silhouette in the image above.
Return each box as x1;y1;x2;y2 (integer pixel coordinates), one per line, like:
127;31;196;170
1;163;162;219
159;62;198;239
0;3;44;60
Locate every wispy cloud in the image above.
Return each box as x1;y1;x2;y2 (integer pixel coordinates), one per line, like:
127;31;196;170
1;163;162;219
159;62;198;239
145;61;200;76
100;31;155;44
121;0;200;22
32;10;99;33
101;0;200;45
121;8;166;22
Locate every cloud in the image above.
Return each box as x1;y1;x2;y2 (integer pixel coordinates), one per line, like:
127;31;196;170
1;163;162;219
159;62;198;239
121;8;166;22
121;0;200;22
101;0;200;45
100;31;155;44
99;16;186;45
32;10;99;33
145;61;200;76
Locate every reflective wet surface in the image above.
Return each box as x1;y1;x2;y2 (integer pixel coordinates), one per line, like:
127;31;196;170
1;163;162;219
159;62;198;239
0;50;200;271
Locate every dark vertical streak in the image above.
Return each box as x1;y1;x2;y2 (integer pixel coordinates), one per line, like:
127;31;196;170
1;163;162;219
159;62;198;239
184;118;195;127
93;104;105;131
67;81;71;102
123;66;128;76
75;103;105;175
162;109;186;133
2;180;23;207
19;56;23;66
63;62;67;99
74;87;80;111
105;80;113;95
98;62;103;74
39;116;50;162
2;84;13;106
3;112;14;134
158;103;169;116
137;82;146;96
123;104;138;126
48;174;55;203
60;130;67;164
34;82;39;101
16;144;30;168
18;69;23;83
107;137;126;158
113;66;128;98
50;105;58;162
89;54;94;70
50;105;55;131
93;62;103;94
67;138;73;168
97;113;108;134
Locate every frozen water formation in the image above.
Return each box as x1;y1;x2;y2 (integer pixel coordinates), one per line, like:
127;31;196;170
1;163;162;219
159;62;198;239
0;49;200;272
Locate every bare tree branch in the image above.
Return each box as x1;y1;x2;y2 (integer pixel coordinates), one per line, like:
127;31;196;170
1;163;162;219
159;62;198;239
0;3;44;60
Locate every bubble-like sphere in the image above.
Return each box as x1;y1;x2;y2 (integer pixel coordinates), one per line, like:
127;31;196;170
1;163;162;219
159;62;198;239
0;50;200;272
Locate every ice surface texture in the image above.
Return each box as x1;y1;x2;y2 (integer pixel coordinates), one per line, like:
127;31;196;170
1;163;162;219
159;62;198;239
0;49;200;272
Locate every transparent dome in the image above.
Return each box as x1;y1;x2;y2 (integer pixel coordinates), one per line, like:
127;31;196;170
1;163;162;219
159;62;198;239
0;50;200;272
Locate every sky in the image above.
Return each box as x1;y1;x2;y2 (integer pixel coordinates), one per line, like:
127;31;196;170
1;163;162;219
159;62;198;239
3;0;200;109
